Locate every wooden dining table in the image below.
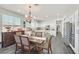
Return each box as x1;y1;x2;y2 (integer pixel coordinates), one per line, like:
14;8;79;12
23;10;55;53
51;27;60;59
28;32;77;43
20;35;46;44
20;34;46;53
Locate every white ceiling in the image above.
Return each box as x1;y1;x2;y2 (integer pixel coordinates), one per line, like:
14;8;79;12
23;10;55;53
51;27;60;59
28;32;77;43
0;4;79;21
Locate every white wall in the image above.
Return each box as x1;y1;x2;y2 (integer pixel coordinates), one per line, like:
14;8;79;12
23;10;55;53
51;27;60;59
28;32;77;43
38;19;56;36
30;19;39;29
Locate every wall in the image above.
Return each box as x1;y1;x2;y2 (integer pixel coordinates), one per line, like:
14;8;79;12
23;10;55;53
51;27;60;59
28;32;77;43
30;19;39;29
0;14;2;43
38;19;56;36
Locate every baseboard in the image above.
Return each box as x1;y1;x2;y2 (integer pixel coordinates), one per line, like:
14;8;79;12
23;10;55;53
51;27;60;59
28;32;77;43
68;45;75;54
69;44;75;54
64;43;75;54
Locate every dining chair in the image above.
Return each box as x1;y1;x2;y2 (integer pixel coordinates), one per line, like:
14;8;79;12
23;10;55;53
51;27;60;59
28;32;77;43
35;32;42;37
37;33;52;54
25;31;32;36
20;36;35;54
31;31;36;36
14;34;23;54
15;31;22;36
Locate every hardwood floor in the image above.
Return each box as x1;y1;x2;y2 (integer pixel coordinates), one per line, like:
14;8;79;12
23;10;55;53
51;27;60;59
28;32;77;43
0;32;74;54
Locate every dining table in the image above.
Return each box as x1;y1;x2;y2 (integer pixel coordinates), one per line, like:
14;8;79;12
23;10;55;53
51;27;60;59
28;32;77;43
20;34;46;44
20;34;46;53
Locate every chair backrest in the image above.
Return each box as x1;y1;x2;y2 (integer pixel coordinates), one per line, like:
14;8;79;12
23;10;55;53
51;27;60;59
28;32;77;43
20;36;29;46
14;35;21;44
45;33;52;45
25;31;32;36
35;32;42;37
31;31;35;36
15;31;22;36
48;35;52;44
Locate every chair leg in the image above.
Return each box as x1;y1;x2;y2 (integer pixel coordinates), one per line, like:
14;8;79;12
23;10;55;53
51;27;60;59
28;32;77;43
28;50;31;54
41;48;43;53
21;48;24;54
21;46;26;54
48;44;52;54
50;44;52;54
50;47;52;54
15;44;17;54
49;47;52;54
47;46;50;54
48;44;50;54
38;48;43;54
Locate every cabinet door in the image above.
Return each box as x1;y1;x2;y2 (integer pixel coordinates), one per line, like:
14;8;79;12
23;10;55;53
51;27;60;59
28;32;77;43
2;32;15;47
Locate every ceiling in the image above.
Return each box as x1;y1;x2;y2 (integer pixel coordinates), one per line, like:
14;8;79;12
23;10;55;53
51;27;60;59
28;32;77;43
0;4;79;21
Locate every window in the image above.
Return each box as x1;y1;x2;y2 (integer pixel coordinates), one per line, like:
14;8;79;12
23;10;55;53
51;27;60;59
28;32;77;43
2;15;21;26
13;16;21;26
2;15;13;25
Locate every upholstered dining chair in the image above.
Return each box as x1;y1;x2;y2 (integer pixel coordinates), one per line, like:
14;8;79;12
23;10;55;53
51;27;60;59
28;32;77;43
37;33;52;54
35;32;42;37
25;31;32;36
14;35;23;54
20;36;35;54
31;31;36;36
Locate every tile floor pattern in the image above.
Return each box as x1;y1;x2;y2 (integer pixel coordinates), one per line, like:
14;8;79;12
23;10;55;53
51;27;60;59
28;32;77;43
0;32;74;54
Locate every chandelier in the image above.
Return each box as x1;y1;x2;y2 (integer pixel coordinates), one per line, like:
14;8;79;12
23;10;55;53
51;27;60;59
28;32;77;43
25;4;40;23
25;5;32;23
